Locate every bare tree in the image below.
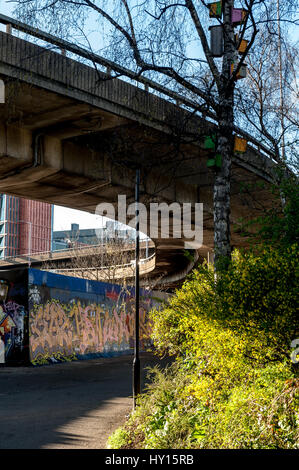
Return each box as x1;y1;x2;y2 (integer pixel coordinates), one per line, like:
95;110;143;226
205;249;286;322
235;11;299;165
11;0;299;268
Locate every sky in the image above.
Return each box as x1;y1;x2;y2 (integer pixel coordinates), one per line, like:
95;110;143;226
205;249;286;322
53;206;105;231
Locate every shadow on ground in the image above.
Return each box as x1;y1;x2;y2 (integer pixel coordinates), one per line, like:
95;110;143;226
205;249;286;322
0;352;172;449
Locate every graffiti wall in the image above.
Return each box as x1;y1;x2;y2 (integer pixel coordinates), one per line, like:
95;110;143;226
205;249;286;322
0;269;28;365
28;269;167;366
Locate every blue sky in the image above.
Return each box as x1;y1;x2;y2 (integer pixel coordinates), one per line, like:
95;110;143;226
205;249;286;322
0;0;11;16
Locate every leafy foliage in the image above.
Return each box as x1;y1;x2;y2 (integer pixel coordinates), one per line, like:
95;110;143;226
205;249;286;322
240;171;299;248
257;174;299;247
108;245;299;449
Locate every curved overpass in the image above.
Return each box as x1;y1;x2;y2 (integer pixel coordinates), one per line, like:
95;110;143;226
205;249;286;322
0;241;158;285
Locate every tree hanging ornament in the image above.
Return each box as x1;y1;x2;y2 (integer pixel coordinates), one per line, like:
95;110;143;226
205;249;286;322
231;8;248;26
203;134;222;169
203;134;217;151
235;34;248;54
208;1;223;18
210;25;224;57
234;136;247;153
207;154;222;169
231;62;248;80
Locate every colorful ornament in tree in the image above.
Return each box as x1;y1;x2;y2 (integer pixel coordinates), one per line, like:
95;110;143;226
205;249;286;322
210;25;224;57
231;8;248;26
235;35;248;54
204;135;217;151
207;154;222;169
208;1;222;18
234;136;247;153
231;62;247;80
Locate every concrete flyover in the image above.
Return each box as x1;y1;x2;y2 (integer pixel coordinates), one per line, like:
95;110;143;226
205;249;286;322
0;240;157;284
0;18;278;286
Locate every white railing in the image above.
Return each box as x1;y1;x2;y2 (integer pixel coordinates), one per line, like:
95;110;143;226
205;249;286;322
48;252;156;279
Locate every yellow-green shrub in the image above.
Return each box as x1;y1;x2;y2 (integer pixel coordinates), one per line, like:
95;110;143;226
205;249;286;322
107;245;299;449
151;245;299;363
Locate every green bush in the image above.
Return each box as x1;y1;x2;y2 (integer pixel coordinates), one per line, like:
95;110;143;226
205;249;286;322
152;245;298;361
238;171;299;248
107;245;299;449
256;173;299;247
107;427;130;449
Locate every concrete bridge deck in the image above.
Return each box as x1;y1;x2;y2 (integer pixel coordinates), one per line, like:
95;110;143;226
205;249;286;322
0;21;277;284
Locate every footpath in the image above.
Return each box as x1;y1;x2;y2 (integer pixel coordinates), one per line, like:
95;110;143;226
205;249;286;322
0;352;169;449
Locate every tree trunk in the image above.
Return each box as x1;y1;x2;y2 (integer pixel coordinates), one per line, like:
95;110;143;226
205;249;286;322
213;0;235;269
214;99;234;267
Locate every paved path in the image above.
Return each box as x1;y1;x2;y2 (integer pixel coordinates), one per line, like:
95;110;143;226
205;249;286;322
0;353;170;449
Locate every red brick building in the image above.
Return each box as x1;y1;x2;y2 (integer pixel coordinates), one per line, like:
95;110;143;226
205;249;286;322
0;194;53;258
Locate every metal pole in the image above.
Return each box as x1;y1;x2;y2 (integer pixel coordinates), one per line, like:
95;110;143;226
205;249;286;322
28;221;32;267
133;168;140;409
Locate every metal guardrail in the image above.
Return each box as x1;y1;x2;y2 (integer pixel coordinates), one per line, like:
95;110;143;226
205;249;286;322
0;13;277;162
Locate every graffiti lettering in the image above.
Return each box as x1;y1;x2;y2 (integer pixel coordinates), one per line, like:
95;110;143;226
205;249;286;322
29;296;154;364
0;301;26;363
30;302;73;362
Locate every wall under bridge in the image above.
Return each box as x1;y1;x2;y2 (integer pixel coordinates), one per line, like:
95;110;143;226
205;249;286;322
0;268;168;366
0;268;28;365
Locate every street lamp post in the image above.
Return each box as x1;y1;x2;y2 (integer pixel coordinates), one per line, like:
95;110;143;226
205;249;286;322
28;221;32;267
133;168;141;409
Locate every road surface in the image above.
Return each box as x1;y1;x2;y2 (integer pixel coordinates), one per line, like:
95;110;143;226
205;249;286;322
0;352;170;449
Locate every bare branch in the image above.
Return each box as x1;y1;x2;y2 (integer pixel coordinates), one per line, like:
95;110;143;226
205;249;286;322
185;0;221;91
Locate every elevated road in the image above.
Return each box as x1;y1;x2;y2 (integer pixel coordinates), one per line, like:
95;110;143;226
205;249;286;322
0;241;157;285
0;240;153;267
0;17;278;284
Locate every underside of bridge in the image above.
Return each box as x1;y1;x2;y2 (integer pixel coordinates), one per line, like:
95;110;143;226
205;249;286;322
0;31;277;286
